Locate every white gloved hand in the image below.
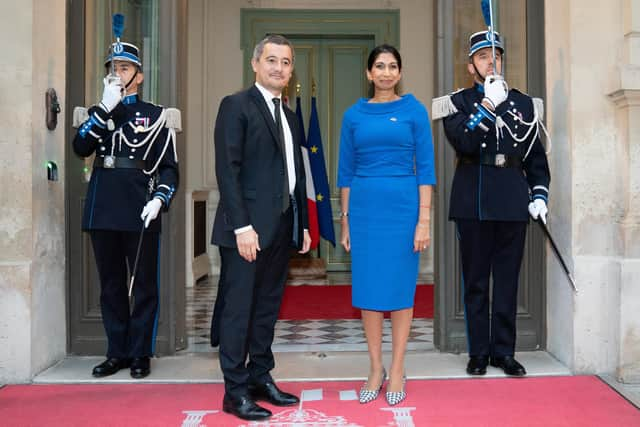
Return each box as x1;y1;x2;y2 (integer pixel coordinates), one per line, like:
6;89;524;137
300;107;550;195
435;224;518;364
100;75;124;112
483;75;508;110
528;199;548;224
140;198;163;228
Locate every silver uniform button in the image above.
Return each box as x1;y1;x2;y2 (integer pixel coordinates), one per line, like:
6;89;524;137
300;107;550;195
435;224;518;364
482;143;487;148
136;112;140;116
129;155;134;159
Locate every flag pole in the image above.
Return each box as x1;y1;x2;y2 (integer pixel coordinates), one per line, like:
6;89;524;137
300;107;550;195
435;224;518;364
311;78;321;259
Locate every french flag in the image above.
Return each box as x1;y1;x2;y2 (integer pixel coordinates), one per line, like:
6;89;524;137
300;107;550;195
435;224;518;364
295;97;320;249
306;97;336;247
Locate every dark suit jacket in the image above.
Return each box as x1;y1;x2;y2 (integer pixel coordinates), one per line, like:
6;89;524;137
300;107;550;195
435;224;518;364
211;85;309;250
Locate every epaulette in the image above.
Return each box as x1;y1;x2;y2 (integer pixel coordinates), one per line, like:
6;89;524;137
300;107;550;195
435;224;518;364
532;98;544;118
164;108;182;132
431;89;463;120
142;101;182;132
72;107;89;128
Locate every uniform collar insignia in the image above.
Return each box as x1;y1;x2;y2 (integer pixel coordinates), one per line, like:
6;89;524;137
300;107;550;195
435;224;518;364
123;94;139;105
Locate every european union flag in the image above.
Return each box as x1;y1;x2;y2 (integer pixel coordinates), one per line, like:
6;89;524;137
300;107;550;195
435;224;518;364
296;97;320;249
306;97;335;246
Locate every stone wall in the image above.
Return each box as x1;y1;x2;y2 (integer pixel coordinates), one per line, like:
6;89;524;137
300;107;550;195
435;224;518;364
545;0;640;381
0;0;67;383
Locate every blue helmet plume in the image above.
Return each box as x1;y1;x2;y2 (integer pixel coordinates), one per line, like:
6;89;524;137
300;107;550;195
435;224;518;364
481;0;492;27
112;13;125;39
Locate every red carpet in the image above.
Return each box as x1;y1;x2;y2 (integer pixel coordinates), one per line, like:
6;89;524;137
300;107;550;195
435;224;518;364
1;376;638;426
278;284;434;320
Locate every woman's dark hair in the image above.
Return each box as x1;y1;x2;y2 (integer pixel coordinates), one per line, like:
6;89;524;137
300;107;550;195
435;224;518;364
367;44;402;71
367;44;402;97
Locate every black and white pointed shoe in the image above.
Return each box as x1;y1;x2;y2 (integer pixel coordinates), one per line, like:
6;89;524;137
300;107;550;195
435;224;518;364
385;375;407;406
358;368;386;404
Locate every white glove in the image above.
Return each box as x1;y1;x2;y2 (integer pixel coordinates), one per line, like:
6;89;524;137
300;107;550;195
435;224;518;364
141;198;163;228
100;75;124;112
483;75;508;110
528;199;548;224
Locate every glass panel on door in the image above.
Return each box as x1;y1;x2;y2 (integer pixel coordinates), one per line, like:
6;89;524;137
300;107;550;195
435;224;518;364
84;0;160;104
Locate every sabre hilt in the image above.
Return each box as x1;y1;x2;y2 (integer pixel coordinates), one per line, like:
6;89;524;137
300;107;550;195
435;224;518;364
146;176;156;200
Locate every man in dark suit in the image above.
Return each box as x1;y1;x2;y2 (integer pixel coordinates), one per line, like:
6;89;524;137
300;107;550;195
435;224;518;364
433;30;550;377
210;34;311;421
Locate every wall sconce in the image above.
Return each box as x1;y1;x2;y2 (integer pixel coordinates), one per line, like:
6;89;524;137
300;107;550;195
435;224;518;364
46;88;61;130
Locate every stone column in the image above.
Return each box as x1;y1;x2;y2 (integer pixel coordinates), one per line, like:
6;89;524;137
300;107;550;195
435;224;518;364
0;0;67;382
607;0;640;383
546;0;631;375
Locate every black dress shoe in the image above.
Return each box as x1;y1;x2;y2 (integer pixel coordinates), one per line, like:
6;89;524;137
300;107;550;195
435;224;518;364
130;357;151;379
490;356;526;377
92;357;131;377
222;394;272;421
248;381;299;406
466;356;489;375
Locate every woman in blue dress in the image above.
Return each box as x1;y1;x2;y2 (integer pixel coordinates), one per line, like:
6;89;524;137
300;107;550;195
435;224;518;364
338;45;436;406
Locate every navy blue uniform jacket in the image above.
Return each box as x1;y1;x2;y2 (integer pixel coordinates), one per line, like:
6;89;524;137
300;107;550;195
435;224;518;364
443;85;550;221
72;96;179;233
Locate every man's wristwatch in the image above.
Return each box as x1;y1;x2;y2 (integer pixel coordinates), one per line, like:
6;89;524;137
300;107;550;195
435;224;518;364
339;211;349;218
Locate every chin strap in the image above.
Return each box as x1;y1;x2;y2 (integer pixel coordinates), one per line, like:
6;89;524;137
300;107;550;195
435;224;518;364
124;68;139;89
472;63;486;83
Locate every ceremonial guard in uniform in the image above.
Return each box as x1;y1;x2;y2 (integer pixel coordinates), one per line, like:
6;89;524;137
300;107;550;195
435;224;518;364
432;31;550;376
72;42;179;379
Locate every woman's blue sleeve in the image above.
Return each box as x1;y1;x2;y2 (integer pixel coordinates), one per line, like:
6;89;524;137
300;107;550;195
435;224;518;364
414;104;437;185
337;112;355;188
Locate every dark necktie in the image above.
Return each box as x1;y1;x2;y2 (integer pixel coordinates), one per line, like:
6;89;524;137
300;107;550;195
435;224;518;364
272;98;290;212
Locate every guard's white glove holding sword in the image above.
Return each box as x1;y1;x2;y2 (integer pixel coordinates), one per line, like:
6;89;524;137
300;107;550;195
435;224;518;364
528;199;548;224
141;198;163;228
483;75;508;110
100;75;124;113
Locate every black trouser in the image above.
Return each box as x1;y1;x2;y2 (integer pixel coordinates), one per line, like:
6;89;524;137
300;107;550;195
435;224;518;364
90;230;160;359
212;208;293;398
455;219;527;358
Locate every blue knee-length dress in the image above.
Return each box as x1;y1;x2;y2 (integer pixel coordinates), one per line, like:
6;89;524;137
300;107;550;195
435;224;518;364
337;94;436;311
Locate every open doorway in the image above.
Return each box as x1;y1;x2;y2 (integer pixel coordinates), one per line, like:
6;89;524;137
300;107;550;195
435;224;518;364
183;8;436;354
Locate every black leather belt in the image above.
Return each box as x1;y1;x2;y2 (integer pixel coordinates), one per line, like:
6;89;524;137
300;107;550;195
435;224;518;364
94;156;145;169
459;154;522;168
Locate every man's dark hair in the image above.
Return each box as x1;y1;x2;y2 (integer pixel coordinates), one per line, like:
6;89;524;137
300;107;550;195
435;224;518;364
252;34;295;64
